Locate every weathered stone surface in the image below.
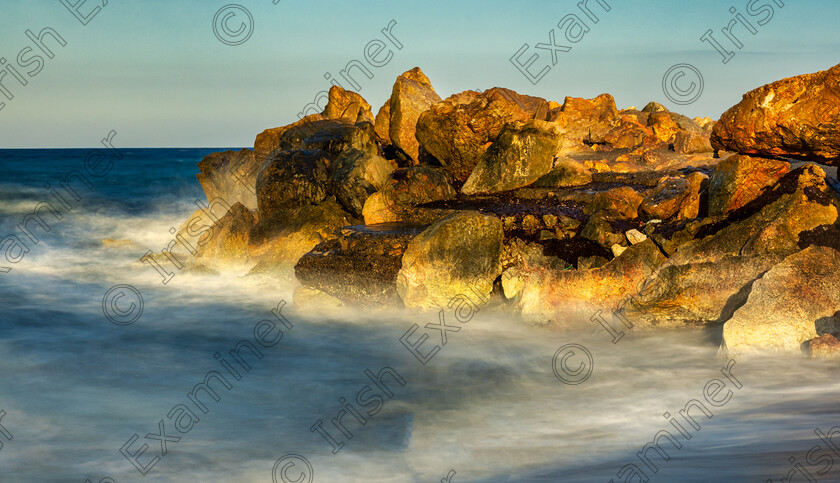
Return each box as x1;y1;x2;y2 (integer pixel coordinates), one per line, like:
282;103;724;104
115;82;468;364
374;101;391;140
254;86;373;163
604;116;655;150
330;148;395;217
708;154;790;216
623;165;840;327
711;62;840;164
193;203;257;270
388;67;442;162
721;246;840;354
255;149;331;224
806;333;840;359
322;85;374;124
583;187;644;219
674;130;713;154
534;157;592;188
416;90;531;182
485;87;550;120
196;149;260;211
397;211;504;310
648;111;680;143
295;223;426;306
461;120;564;194
362;166;455;224
300;121;378;159
514;240;666;326
638;173;706;222
547;94;619;145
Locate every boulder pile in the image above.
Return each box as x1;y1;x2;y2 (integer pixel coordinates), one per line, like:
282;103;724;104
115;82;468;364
166;63;840;357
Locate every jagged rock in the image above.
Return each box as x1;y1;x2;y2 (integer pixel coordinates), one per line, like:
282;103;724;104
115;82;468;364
295;223;427;306
708;154;790;216
648;111;680;143
638;173;706;222
642;102;667;113
196;149;260;211
674;131;713;154
622;165;840;327
547;94;619;145
374;101;390;140
535;157;593;188
583;186;644;219
711;62;840;164
330;148;395;217
387;67;442;162
300;121;378;159
416;90;531;182
254;86;373;163
362;166;456;224
484;87;550;120
514;239;666;325
323;86;374;124
604;116;655;149
193;203;257;270
461;120;564;194
806;333;840;359
721;246;840;354
255;149;331;224
397;211;504;310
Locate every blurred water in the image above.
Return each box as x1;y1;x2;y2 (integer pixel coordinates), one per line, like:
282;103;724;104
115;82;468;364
1;149;839;482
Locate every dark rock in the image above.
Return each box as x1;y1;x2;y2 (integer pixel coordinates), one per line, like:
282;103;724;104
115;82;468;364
330;148;395;217
196;149;260;211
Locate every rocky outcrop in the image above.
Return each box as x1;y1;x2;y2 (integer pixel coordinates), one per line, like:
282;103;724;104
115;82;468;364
193;203;257;270
397;211;503;310
708;154;790;216
255;149;331;225
416;90;531;182
196;149;260;211
387;67;441;162
330;148;395;217
461;120;564;194
295;223;426;306
711;62;840;164
721;246;840;354
362;166;455;224
547;94;619;145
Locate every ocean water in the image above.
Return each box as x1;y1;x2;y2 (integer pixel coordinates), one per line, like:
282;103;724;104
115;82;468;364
1;149;840;483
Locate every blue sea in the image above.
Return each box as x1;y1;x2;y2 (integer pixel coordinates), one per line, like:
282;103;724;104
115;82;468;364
1;148;840;482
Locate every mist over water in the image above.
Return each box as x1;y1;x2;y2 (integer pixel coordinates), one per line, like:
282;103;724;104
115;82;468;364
2;150;840;482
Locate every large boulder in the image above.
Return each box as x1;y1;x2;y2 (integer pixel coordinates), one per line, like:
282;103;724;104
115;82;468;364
295;223;426;306
387;67;442;162
708;154;790;216
196;149;260;211
461;120;564;194
416;90;531;182
534;157;593;188
622;165;840;328
254;86;373;163
711;62;840;164
547;94;619;145
255;149;331;224
484;87;551;120
300;121;378;160
721;246;840;354
397;211;504;310
513;240;667;325
638;172;707;222
329;148;395;217
362;166;455;224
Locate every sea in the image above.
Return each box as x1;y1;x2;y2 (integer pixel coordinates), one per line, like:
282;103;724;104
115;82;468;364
1;148;839;482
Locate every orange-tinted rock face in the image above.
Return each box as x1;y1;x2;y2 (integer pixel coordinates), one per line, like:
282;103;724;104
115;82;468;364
711;62;840;165
387;67;442;163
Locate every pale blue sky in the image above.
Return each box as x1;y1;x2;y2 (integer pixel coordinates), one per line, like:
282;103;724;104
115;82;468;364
0;0;838;148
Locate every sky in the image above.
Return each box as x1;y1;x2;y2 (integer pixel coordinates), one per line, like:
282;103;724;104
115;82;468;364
0;0;838;148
